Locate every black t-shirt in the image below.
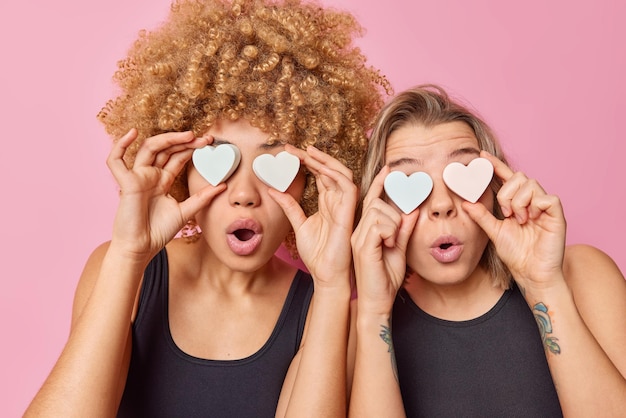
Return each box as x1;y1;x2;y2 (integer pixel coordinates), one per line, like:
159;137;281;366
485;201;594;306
393;284;563;417
117;249;313;418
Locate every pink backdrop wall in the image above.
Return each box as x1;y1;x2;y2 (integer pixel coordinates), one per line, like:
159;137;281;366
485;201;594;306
3;0;624;414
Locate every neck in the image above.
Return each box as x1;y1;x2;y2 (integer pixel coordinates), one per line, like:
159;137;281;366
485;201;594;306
180;238;297;295
403;266;505;321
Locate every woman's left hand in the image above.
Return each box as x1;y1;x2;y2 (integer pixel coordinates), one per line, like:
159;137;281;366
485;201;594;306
269;144;357;290
464;151;567;291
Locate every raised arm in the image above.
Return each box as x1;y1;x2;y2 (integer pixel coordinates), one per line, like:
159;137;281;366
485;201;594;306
466;151;626;416
25;130;224;416
271;145;356;417
348;166;419;418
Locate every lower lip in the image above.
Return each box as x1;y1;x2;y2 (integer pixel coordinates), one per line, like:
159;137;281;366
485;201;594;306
226;234;262;256
430;245;463;263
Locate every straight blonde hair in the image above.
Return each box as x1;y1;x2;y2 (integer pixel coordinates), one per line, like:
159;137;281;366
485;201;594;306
361;84;511;289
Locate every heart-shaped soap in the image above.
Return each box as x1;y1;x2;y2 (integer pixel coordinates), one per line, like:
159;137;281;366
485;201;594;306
253;151;300;192
384;171;434;214
192;144;241;186
442;157;494;203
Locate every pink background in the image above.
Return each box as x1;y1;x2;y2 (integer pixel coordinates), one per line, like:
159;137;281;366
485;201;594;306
3;0;624;414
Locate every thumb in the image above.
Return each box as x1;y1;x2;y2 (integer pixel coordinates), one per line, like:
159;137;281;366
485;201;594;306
179;184;226;221
396;209;419;252
268;188;307;232
462;201;500;242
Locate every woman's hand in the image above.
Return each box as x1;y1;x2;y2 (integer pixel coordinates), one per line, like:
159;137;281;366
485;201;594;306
269;144;357;289
464;151;567;292
107;129;225;262
351;166;419;315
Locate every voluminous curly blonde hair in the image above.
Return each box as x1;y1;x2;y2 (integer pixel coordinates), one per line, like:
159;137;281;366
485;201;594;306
98;0;391;249
361;84;512;289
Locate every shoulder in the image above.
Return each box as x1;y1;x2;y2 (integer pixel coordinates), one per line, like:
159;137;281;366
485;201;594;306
563;244;626;374
562;243;626;329
563;244;625;291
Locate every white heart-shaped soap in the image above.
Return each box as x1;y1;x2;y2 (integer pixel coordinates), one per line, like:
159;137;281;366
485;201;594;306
384;171;434;214
442;157;494;203
192;144;241;186
253;151;300;192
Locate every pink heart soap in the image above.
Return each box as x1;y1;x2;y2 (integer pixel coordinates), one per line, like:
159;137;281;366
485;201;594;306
192;144;241;186
442;157;493;203
253;151;300;192
384;171;433;214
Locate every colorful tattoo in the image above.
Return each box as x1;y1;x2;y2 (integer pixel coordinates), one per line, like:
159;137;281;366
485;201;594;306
379;324;398;381
533;302;561;355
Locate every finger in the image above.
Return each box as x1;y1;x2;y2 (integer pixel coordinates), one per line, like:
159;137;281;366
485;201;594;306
107;129;139;187
157;149;196;191
496;171;528;218
107;128;138;170
283;143;350;180
509;178;547;224
179;183;226;221
315;164;357;197
462;201;500;242
267;188;307;232
395;209;420;252
353;215;400;250
134;131;197;167
281;144;308;162
481;150;514;183
354;203;402;249
366;199;403;227
304;145;353;181
362;166;390;209
528;193;564;221
153;136;210;168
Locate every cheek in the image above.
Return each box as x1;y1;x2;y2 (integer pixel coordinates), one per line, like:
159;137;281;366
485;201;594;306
187;165;211;194
480;187;496;213
285;171;306;201
405;226;427;262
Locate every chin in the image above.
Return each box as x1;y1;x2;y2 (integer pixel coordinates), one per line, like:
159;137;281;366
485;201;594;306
409;264;473;287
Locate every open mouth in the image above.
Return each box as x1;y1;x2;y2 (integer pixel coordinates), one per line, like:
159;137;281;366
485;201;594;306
430;235;463;263
234;229;255;241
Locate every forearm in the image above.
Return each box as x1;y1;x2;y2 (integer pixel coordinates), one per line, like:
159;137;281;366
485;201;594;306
283;284;351;418
349;311;405;418
524;279;626;416
25;247;147;417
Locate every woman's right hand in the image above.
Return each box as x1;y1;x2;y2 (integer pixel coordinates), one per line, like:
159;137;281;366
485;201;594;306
107;129;225;262
351;166;419;315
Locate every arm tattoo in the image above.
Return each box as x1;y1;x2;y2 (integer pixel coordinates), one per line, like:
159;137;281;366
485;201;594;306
533;302;561;355
379;324;399;382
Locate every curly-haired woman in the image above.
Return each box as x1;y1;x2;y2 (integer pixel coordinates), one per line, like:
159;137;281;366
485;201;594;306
25;1;390;416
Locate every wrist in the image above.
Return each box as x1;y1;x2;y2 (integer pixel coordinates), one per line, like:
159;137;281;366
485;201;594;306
356;310;393;331
104;242;155;270
312;283;352;303
518;275;572;305
310;270;352;293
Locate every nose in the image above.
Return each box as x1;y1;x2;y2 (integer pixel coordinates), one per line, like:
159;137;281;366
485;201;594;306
426;181;457;220
227;166;261;208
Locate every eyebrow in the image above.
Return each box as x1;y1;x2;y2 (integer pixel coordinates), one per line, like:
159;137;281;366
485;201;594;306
387;147;480;168
388;157;423;168
213;137;285;150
